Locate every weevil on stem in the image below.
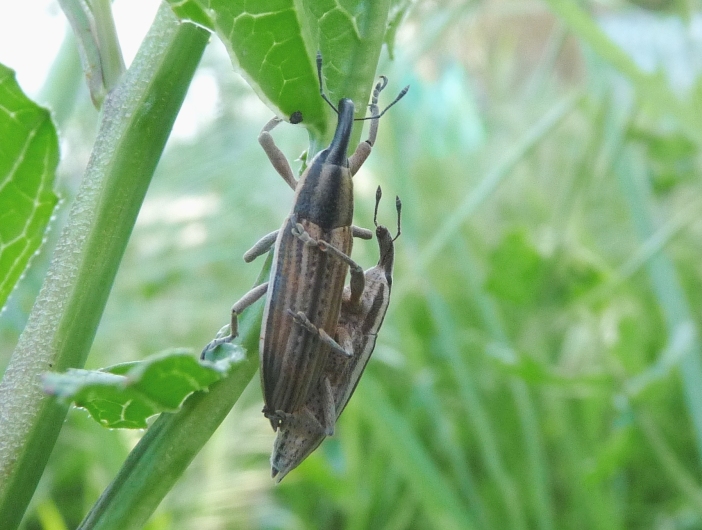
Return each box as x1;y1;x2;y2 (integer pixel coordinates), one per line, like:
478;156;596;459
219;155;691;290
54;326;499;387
202;53;407;432
270;187;401;482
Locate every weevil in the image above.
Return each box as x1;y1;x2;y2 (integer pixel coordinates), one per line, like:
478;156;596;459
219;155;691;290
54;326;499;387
202;53;408;432
270;187;401;482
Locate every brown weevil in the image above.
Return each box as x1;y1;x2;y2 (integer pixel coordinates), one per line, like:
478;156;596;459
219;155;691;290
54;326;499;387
270;187;401;482
202;54;407;432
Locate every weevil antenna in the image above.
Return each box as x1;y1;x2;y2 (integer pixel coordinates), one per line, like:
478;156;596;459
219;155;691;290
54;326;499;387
373;186;382;227
355;84;410;122
316;51;338;114
393;195;402;241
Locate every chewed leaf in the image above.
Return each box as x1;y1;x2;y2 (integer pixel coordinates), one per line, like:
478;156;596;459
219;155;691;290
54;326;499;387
0;63;59;309
168;0;324;134
43;347;245;428
167;0;214;31
166;0;397;144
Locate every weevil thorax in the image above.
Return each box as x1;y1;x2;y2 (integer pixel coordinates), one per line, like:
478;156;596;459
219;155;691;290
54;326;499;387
293;99;355;230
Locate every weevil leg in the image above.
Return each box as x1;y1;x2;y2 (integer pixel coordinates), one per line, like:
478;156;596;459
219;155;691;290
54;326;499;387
320;376;336;436
227;282;269;338
335;327;354;357
200;282;269;359
350;77;409;175
291;224;366;306
352;225;373;240
287;310;353;357
348;142;372;176
263;409;283;431
243;230;278;262
348;77;387;175
275;407;326;436
258;116;298;191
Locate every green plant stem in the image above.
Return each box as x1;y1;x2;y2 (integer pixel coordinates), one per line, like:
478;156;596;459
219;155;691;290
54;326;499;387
91;0;125;92
58;0;125;107
543;0;702;146
362;376;476;530
414;91;581;276
616;147;702;468
58;0;105;106
0;6;209;529
78;273;266;530
453;238;554;530
37;28;84;127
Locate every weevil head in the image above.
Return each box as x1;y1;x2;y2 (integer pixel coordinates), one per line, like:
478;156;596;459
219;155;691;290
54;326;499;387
293;98;355;230
375;225;395;287
372;191;401;286
325;98;355;166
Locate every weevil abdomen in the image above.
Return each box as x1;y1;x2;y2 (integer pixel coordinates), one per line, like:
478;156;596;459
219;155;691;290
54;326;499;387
260;216;353;422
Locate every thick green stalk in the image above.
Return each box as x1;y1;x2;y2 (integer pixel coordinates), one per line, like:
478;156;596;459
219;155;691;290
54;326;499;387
78;272;266;530
0;6;209;529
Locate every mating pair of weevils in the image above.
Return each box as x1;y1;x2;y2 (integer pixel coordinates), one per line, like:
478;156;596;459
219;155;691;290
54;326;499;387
202;53;407;482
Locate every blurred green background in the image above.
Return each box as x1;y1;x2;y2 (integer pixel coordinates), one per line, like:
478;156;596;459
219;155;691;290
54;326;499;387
5;0;702;528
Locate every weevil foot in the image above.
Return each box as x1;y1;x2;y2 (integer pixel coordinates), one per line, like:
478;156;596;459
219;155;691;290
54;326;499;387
200;333;235;360
287;309;317;334
263;408;288;431
291;224;331;252
291;223;317;246
288;309;352;357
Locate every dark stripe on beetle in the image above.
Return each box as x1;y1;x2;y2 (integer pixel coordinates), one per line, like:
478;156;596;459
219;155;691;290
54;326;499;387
263;221;352;412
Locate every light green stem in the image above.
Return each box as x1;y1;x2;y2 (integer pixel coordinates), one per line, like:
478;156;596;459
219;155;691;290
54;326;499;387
0;6;209;529
78;263;267;530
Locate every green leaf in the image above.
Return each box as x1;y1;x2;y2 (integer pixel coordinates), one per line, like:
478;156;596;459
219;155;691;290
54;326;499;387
167;0;393;144
628;127;696;194
0;64;59;309
167;0;214;31
485;230;546;305
42;347;243;429
488;348;613;390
